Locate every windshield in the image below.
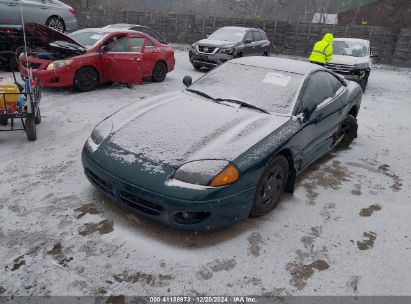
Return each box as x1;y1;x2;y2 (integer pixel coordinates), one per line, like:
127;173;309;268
68;31;107;49
189;62;304;114
208;28;246;42
333;40;369;57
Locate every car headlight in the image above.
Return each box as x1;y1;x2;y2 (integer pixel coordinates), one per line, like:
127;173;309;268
221;47;235;55
173;160;240;187
46;59;73;70
354;63;368;69
90;118;112;145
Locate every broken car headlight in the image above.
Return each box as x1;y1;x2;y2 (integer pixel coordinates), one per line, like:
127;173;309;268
90;118;112;146
354;63;369;70
46;59;73;70
173;160;240;187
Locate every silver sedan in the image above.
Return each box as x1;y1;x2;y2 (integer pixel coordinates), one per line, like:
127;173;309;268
0;0;77;32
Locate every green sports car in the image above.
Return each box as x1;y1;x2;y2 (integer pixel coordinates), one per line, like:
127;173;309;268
82;56;362;230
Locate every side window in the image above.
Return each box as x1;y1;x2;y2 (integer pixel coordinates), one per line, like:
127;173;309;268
146;39;155;47
260;31;268;41
252;31;262;42
107;38;130;53
244;32;253;42
325;72;343;93
130;37;145;52
301;72;335;109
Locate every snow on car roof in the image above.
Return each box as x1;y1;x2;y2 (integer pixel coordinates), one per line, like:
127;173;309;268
334;38;370;43
72;27;137;34
231;56;321;75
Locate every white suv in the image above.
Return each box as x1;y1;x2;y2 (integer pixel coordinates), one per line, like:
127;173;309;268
326;38;376;91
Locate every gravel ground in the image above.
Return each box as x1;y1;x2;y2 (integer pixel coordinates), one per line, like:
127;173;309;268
1;49;411;296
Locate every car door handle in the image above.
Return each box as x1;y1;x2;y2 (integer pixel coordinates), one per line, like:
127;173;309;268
131;58;141;62
7;2;18;6
41;6;48;9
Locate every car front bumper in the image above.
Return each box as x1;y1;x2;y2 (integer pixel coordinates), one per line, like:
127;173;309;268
189;49;234;69
82;149;255;230
20;63;75;88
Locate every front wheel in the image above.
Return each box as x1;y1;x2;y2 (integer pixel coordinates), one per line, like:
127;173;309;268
74;67;99;92
336;115;358;150
25;117;37;141
152;61;167;82
250;155;289;217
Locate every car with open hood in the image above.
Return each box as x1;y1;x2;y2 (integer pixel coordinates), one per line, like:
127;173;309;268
326;38;377;91
189;26;271;70
82;56;362;230
19;23;175;91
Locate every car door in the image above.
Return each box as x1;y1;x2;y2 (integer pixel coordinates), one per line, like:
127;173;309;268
252;31;263;55
141;37;160;76
20;0;49;24
0;0;20;24
242;31;255;56
100;37;143;85
296;71;347;170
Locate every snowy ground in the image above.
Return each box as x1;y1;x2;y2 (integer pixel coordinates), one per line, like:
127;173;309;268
1;48;411;296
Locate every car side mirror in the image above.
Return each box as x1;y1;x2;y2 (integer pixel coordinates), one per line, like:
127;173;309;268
101;45;108;53
183;75;192;87
244;39;252;44
303;100;317;121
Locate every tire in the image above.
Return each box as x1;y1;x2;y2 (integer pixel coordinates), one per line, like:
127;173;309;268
250;155;289;217
46;16;65;32
74;67;99;92
0;116;8;126
263;50;269;56
336;115;358;150
35;107;41;124
193;64;202;71
25;117;37;141
152;61;167;82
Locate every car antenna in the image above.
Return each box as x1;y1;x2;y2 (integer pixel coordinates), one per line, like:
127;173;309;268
18;0;32;91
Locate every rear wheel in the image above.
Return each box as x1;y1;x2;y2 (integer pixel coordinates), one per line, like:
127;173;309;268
250;155;289;217
25;117;37;141
0;116;8;126
152;61;167;82
336;115;358;150
46;16;65;32
74;67;99;92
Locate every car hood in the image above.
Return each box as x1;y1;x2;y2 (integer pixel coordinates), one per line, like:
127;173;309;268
105;91;289;168
329;54;369;65
196;39;238;48
24;23;85;50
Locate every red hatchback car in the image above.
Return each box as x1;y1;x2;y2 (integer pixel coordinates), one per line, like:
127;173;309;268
19;23;175;91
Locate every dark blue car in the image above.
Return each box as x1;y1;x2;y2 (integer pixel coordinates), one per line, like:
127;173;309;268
82;56;362;230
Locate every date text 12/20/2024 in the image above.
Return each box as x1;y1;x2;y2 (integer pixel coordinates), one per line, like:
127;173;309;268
149;296;257;303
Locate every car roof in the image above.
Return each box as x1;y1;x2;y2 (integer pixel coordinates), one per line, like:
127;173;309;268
334;38;370;43
219;26;263;32
105;24;151;29
230;56;321;75
71;27;140;34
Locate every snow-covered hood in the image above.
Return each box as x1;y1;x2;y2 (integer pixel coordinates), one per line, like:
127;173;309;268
196;39;238;48
329;54;370;66
107;91;289;168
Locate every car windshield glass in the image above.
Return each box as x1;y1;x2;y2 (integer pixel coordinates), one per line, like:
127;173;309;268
189;62;304;115
69;31;106;49
208;28;246;42
333;40;369;57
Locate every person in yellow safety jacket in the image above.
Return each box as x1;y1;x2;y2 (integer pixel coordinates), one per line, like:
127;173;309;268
309;33;334;66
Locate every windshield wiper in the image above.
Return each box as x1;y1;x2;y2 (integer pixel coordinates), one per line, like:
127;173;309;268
186;88;216;101
215;98;270;114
